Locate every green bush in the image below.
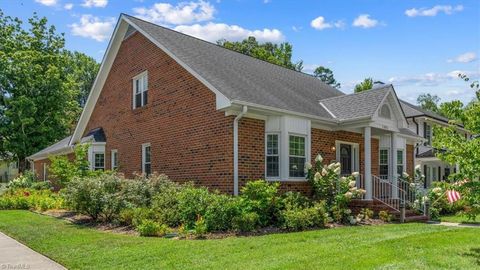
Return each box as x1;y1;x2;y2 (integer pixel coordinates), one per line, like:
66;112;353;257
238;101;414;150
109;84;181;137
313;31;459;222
62;174;125;221
232;211;260;232
136;220;168;237
177;185;213;228
240;180;280;227
31;181;52;191
6;171;36;189
378;210;392;222
151;182;182;227
118;208;135;226
281;191;311;211
204;193;241;232
131;208;156;227
281;202;328;231
49;144;93;187
194;216;207;238
0;189;63;210
121;178;152;208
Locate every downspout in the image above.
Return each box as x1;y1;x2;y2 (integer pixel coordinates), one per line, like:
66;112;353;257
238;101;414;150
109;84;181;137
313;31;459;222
233;105;248;196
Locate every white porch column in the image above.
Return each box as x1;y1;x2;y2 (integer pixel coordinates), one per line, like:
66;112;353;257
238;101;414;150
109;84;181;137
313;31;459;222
390;132;399;199
364;127;372;200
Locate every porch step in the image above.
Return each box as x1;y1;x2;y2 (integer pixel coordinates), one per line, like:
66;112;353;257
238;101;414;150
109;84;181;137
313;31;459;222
404;215;429;223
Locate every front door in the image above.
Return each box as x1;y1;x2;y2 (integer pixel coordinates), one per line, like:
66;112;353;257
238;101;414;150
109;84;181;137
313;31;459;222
340;144;352;175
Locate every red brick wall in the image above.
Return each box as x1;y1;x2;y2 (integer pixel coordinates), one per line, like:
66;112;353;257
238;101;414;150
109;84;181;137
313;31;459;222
33;153;74;181
84;31;236;193
311;128;380;177
406;144;414;177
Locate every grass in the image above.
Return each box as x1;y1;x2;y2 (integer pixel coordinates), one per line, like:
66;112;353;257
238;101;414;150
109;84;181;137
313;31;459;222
440;214;480;224
0;211;479;270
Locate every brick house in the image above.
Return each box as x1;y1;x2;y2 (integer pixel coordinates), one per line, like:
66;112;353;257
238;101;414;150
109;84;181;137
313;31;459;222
28;14;432;212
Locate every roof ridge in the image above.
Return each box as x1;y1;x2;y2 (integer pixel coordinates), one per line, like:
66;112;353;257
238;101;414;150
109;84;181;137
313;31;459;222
122;13;344;96
319;84;391;102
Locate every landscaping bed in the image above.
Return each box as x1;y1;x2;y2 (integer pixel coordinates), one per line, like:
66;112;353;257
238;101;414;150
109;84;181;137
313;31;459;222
0;210;479;270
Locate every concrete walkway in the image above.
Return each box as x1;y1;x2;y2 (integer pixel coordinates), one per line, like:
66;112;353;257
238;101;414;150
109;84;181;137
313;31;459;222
428;221;480;228
0;232;66;270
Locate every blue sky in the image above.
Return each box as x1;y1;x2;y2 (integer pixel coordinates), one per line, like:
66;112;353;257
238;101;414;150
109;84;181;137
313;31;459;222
1;0;479;104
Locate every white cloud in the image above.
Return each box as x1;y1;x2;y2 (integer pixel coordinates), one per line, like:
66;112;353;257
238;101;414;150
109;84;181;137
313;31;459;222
447;52;477;63
34;0;57;6
133;1;215;25
405;5;463;17
82;0;108;8
388;70;480;86
64;3;74;10
310;16;344;30
69;15;115;42
352;14;379;28
173;22;284;43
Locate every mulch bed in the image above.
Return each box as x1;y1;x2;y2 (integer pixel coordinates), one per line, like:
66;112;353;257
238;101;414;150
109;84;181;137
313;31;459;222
36;209;387;240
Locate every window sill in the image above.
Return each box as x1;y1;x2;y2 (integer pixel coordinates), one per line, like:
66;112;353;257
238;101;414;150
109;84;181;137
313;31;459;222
265;177;308;182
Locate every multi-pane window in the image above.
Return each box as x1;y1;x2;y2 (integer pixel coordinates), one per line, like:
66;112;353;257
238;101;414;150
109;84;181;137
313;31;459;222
289;135;306;178
266;134;279;177
424;123;431;146
379;149;389;178
397;150;404;176
142;144;151;176
111;150;118;170
94;153;105;171
133;72;148;109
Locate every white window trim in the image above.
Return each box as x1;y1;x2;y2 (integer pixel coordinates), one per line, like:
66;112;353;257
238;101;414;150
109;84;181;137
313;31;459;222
288;133;307;180
335;140;360;175
379;147;389;178
132;71;148;109
142;143;151;175
396;148;406;176
265;133;280;180
43;163;47;181
111;149;118;170
93;152;105;171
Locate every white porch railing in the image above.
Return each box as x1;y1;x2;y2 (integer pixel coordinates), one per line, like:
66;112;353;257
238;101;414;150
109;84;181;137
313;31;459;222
372;175;425;213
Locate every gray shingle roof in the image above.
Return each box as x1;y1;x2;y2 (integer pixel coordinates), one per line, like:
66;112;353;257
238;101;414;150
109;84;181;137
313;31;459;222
319;86;391;120
27;136;72;160
400;100;449;123
124;14;344;119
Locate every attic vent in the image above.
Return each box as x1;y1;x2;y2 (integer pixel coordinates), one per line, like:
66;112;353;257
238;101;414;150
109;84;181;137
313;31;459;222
379;104;391;119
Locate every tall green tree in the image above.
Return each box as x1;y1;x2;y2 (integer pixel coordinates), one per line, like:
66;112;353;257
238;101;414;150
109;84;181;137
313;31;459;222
218;36;304;71
354;78;374;93
313;66;340;88
417;93;440;113
0;11;96;170
64;51;99;107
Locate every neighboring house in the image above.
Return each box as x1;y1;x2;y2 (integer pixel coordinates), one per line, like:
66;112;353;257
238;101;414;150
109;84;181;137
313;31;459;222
28;14;428;213
400;101;467;187
0;158;19;183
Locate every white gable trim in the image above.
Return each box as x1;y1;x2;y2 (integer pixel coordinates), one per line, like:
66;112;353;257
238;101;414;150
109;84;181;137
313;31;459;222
372;88;408;129
70;15;231;145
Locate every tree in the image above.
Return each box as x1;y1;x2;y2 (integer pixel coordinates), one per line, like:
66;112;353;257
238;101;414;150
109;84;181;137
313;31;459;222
417;93;440;113
313;66;340;88
0;11;96;170
354;78;373;93
64;51;99;107
217;36;304;71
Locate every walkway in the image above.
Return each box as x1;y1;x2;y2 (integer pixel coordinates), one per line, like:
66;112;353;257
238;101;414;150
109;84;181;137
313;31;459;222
428;221;480;228
0;232;66;270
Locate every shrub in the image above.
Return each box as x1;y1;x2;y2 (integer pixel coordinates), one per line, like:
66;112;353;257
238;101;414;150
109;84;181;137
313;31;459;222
232;212;260;232
62;174;125;221
379;210;392;222
151;182;182;227
281;202;328;231
204;193;241;232
136;220;168;237
0;189;63;211
194;216;207;238
49;144;93;187
240;180;280;227
281;191;311;211
118;208;135;226
358;208;374;220
177;185;213;228
131;208;156;227
121;178;152;208
31;181;52;191
6;171;36;189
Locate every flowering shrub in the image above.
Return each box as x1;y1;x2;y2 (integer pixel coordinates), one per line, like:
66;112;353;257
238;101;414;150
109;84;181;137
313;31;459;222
0;188;63;211
6;171;37;190
305;154;365;224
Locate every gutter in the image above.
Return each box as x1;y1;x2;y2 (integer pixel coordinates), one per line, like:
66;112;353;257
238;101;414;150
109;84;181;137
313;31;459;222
233;105;248;196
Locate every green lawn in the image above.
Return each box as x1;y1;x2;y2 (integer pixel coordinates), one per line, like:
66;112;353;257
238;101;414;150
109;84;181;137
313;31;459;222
0;211;479;270
440;214;480;224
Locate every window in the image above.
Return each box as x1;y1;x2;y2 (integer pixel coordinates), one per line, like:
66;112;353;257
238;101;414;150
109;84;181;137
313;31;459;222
379;149;389;178
142;143;151;176
266;134;279;177
444;167;450;180
424;123;431;146
396;150;404;176
94;153;105;171
111;150;118;170
379;104;391;119
289;135;306;178
133;72;148;109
